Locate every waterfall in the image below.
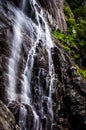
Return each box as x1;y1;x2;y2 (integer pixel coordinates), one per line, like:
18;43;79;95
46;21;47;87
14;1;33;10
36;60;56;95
8;0;25;100
7;0;55;130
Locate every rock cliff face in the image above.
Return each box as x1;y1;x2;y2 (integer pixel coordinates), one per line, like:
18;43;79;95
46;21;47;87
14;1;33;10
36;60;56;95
38;0;67;32
0;100;19;130
51;45;86;130
0;0;86;130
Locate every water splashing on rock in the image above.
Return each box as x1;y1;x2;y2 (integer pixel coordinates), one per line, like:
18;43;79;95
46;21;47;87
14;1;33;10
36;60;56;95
7;0;55;129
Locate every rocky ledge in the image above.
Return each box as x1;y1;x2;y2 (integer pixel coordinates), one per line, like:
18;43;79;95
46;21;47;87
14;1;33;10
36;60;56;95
0;100;19;130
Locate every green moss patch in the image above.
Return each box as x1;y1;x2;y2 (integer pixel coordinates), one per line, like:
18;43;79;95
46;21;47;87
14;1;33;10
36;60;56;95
76;66;86;79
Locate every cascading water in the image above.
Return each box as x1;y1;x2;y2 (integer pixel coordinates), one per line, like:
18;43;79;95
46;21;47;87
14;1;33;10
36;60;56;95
8;0;27;101
7;0;55;129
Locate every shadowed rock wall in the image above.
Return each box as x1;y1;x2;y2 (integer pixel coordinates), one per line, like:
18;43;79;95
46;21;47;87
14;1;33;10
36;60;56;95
37;0;67;32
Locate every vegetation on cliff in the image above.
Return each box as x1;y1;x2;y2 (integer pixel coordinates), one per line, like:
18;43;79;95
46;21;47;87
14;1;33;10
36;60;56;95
52;0;86;79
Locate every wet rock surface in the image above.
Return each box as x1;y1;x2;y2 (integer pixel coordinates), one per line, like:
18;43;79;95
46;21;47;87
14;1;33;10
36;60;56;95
0;0;86;130
0;100;19;130
37;0;67;32
52;45;86;130
8;101;34;130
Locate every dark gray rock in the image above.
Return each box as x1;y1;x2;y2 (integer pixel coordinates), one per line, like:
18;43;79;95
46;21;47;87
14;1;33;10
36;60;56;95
8;101;34;130
52;45;86;130
37;0;67;32
0;100;19;130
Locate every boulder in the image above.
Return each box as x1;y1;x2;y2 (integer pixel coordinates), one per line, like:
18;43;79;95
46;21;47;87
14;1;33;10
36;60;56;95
0;100;19;130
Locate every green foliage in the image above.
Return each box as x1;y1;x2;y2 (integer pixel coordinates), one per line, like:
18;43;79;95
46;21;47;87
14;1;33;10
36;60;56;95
61;44;71;52
52;29;79;61
65;1;86;67
67;18;75;27
74;4;86;19
53;30;65;41
66;0;85;9
75;20;86;41
52;1;86;79
64;5;73;18
76;65;86;79
64;0;86;78
64;1;86;42
64;3;76;35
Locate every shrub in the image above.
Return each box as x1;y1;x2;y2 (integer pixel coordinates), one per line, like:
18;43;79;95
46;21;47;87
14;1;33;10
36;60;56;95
76;65;86;79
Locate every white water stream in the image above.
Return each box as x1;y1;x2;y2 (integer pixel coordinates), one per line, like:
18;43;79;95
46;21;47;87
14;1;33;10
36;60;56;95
7;0;55;129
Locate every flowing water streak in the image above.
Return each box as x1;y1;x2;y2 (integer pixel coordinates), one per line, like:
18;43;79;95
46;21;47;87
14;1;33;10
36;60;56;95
22;2;42;130
35;0;55;124
22;0;55;129
8;0;55;129
7;0;40;129
8;10;23;100
22;40;40;130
